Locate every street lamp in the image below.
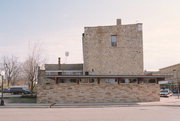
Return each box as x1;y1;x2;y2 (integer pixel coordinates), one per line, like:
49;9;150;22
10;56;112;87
0;71;5;106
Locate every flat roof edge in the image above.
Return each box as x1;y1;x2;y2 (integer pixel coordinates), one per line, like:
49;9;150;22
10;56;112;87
46;75;168;78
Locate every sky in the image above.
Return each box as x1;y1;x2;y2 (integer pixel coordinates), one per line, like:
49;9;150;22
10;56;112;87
0;0;180;71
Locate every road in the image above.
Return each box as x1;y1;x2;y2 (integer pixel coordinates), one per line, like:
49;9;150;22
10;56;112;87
0;106;180;121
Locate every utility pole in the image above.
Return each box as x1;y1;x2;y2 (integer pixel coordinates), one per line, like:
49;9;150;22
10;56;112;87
173;69;179;99
0;71;5;106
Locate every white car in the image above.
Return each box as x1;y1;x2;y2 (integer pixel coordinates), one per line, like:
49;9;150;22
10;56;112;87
160;89;173;97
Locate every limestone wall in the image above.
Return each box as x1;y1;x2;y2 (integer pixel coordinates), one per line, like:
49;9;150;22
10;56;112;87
157;64;180;83
159;64;180;77
83;20;143;75
37;83;160;103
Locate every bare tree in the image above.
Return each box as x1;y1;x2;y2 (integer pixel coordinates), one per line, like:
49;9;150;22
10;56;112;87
1;56;20;87
23;42;45;92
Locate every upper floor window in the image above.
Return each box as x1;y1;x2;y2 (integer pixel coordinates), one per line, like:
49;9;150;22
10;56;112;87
66;72;73;75
137;24;142;31
111;35;117;47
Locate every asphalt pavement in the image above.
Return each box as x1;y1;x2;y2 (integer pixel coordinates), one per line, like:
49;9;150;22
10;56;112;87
0;106;180;121
0;95;180;108
0;95;180;121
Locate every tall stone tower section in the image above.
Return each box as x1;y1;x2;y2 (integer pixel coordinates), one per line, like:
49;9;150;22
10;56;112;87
82;19;144;75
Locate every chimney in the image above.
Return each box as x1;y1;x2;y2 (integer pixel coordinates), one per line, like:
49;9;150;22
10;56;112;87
58;57;61;70
116;19;122;25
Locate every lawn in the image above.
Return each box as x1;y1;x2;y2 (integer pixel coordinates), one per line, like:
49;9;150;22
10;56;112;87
3;97;37;103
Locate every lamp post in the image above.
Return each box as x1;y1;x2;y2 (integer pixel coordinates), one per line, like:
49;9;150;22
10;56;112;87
0;71;5;106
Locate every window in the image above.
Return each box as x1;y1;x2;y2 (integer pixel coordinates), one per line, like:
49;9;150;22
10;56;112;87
76;72;81;75
137;24;142;31
148;79;156;83
66;72;73;75
111;35;117;47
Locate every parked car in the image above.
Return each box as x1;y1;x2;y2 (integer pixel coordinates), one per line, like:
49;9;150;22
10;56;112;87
0;88;10;93
160;89;173;97
10;87;31;95
172;88;179;93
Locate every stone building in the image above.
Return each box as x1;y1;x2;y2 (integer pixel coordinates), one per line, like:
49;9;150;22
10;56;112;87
37;19;165;104
83;19;143;75
45;63;83;76
156;63;180;84
39;57;83;84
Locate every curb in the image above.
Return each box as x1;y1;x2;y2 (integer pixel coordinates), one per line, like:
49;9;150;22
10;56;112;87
1;103;180;108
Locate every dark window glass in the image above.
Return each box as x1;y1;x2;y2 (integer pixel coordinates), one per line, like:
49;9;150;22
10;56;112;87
111;35;117;47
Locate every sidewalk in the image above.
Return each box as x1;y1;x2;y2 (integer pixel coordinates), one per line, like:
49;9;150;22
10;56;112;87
139;95;180;106
1;96;180;108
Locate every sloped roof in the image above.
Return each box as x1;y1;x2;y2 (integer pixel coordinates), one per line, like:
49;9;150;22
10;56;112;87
45;64;83;70
159;63;180;70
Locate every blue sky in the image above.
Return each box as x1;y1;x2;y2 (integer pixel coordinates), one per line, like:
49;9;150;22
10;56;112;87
0;0;180;71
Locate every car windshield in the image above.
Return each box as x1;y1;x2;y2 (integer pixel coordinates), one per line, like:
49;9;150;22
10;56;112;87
11;88;23;90
161;90;168;92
